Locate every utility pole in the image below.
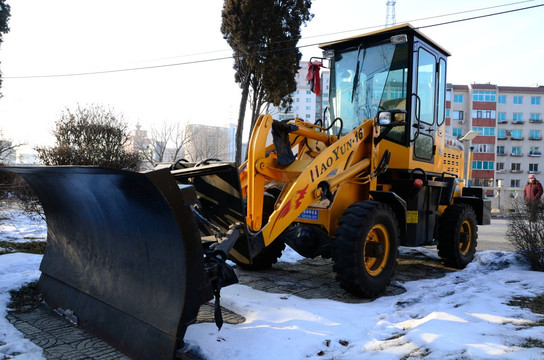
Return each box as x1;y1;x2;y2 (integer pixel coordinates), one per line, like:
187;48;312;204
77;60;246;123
385;0;397;28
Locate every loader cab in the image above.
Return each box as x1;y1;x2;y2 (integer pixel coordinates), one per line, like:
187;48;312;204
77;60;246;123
320;24;450;165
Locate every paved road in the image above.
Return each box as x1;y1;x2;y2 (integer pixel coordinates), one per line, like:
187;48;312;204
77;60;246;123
477;218;514;252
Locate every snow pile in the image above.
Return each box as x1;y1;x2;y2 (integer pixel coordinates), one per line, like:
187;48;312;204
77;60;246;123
0;253;43;359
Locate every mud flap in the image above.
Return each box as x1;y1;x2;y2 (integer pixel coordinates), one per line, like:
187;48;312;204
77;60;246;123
2;166;213;360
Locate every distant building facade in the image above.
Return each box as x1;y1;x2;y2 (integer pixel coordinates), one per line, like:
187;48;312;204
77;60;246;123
269;61;330;124
446;83;544;189
184;123;234;162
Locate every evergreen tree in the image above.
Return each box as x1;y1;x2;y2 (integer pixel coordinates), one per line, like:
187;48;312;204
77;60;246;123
221;0;313;165
0;0;11;97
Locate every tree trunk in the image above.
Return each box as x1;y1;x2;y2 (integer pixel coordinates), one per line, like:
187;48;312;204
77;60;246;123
235;77;250;166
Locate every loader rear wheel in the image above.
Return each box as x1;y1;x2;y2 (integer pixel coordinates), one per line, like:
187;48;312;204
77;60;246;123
332;201;399;298
437;204;477;268
232;191;285;270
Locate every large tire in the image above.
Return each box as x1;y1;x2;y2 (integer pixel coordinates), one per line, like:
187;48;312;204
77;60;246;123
232;192;286;270
437;203;478;268
332;201;399;298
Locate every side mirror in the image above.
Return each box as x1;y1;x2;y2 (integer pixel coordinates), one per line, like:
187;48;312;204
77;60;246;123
377;110;407;126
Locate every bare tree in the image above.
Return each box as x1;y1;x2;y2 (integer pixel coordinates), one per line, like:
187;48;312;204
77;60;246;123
135;121;189;168
0;130;23;164
35;104;140;170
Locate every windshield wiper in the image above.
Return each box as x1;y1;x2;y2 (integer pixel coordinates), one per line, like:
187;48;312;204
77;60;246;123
351;45;366;103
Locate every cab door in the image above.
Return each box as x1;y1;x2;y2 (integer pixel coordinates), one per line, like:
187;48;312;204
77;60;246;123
412;46;437;163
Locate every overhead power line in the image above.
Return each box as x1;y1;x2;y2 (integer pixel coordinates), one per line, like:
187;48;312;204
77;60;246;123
4;1;544;80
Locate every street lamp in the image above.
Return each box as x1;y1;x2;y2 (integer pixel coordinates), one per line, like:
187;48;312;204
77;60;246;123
459;130;480;187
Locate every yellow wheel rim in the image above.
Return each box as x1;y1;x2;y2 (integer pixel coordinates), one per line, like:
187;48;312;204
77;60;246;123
364;223;390;276
459;219;472;256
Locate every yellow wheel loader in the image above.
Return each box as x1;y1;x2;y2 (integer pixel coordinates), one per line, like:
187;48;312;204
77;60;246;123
2;24;490;359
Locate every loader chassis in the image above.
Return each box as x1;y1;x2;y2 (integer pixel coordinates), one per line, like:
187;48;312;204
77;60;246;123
0;24;491;360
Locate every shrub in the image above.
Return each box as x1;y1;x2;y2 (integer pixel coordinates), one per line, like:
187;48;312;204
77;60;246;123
505;197;544;271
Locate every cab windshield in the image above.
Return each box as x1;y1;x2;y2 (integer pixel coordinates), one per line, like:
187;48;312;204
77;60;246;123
329;41;409;135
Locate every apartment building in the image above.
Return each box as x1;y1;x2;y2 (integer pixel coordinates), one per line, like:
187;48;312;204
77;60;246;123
271;61;330;124
447;83;544;189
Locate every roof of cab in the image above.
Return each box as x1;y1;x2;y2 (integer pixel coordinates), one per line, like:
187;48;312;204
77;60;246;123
318;23;451;57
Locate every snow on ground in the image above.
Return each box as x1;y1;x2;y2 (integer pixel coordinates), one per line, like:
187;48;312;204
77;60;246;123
0;206;47;243
0;211;544;359
185;249;544;360
0;253;43;359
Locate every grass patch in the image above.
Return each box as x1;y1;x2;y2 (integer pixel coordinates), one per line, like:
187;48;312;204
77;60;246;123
519;337;544;348
7;281;42;313
0;241;46;255
508;294;544;315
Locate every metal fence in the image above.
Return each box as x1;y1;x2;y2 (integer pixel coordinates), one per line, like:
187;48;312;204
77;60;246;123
479;186;525;214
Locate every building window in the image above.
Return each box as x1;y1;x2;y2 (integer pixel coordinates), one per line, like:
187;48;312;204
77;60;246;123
446;90;451;101
453;94;464;103
513;113;523;123
530;146;541;156
497;162;505;171
497;145;505;155
453;110;464;120
498;112;506;122
512;129;523;139
498;95;506;104
497;129;506;139
513;96;523;105
512;146;522;156
305;98;311;103
511;179;520;187
305;114;311;119
472;161;494;170
511;163;521;171
452;128;463;137
473;110;496;119
472;126;494;136
305;106;311;110
531;96;541;105
306;90;312;95
530;130;542;140
530;113;542;122
473;90;496;102
529;163;539;173
475;144;491;153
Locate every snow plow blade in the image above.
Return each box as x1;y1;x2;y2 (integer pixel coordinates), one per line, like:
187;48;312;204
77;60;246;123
2;166;213;360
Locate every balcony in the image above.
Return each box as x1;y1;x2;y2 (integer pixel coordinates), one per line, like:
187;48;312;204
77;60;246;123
529;152;542;157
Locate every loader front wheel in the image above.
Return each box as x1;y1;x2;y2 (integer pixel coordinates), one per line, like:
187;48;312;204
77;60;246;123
437;204;477;268
332;201;399;298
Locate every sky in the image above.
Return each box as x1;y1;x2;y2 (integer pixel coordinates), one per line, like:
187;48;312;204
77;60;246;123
0;0;543;150
0;211;543;359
